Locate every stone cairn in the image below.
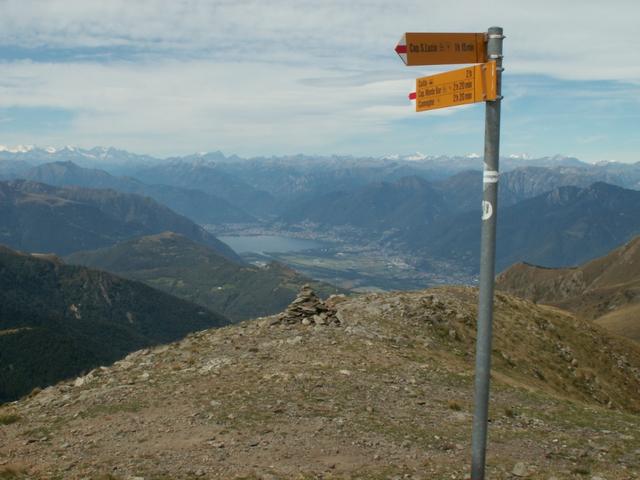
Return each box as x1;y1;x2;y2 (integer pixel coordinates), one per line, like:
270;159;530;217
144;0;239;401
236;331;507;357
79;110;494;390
275;284;342;326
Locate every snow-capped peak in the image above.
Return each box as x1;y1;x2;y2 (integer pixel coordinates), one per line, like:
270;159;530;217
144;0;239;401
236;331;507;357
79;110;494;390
0;144;35;153
466;153;481;159
45;146;57;153
508;153;530;160
382;152;435;162
404;152;428;161
594;159;617;166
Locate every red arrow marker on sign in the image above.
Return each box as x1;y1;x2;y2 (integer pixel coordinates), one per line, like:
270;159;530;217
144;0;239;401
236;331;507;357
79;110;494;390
395;34;407;64
408;92;416;100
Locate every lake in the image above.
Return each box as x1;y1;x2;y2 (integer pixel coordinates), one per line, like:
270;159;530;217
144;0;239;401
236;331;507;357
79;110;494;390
218;235;325;254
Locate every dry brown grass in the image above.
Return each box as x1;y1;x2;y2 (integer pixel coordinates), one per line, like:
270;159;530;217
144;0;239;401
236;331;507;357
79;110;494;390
0;412;20;425
1;287;639;479
595;303;640;342
0;464;27;480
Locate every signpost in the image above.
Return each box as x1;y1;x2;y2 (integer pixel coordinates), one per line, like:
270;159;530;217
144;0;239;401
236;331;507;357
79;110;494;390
395;32;487;66
414;61;497;112
394;27;504;480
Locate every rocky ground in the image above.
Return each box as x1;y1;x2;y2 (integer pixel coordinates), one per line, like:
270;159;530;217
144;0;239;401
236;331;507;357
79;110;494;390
1;287;640;479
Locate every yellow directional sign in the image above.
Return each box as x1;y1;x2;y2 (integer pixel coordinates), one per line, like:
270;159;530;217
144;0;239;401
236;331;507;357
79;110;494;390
395;33;487;66
415;61;497;112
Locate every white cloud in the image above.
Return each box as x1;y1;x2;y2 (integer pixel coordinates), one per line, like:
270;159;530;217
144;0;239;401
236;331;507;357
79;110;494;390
2;0;639;80
0;0;638;157
0;59;422;155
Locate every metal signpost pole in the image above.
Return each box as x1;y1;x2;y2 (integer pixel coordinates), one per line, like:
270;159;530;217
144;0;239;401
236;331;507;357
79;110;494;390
393;26;504;478
470;26;504;480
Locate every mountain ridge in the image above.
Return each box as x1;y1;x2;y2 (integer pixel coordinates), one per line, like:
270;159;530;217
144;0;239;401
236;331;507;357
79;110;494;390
18;160;255;225
416;182;640;272
0;245;230;402
0;180;241;260
66;232;342;321
497;235;640;341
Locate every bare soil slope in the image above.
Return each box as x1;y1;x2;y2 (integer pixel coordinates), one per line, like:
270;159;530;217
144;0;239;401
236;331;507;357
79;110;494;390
1;288;640;479
497;236;640;342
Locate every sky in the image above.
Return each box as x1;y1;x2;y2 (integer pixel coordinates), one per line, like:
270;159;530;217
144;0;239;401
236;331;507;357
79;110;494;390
0;0;639;163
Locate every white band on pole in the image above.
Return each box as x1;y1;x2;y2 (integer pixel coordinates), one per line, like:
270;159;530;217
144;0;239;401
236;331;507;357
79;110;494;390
483;170;499;183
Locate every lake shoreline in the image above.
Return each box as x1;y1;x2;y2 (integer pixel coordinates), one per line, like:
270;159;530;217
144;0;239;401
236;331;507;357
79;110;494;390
217;234;330;254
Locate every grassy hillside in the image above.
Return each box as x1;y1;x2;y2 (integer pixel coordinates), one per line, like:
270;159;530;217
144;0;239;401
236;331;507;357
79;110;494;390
0;246;230;402
497;235;640;342
67;232;343;321
596;304;640;342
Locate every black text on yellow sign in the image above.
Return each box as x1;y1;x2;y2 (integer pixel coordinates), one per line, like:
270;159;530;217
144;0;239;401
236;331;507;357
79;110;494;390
415;61;497;112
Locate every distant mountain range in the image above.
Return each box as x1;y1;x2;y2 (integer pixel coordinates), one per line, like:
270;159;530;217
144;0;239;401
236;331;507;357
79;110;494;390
279;174;640;272
280;176;448;231
439;165;640;213
66;232;341;321
0;145;599;171
0;180;240;260
2;145;639;278
0;245;230;402
282;166;640;228
497;235;640;342
2;145;638;204
12;161;254;225
132;159;278;218
417;182;640;272
0;145;158;174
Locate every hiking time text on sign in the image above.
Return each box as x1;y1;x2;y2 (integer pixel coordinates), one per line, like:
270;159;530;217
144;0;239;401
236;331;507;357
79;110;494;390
415;61;497;112
395;32;487;66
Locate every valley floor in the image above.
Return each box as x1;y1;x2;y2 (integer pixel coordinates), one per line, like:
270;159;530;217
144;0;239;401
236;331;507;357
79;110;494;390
207;223;476;291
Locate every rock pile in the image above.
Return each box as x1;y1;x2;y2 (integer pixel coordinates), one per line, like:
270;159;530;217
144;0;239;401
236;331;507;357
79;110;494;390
276;285;342;326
